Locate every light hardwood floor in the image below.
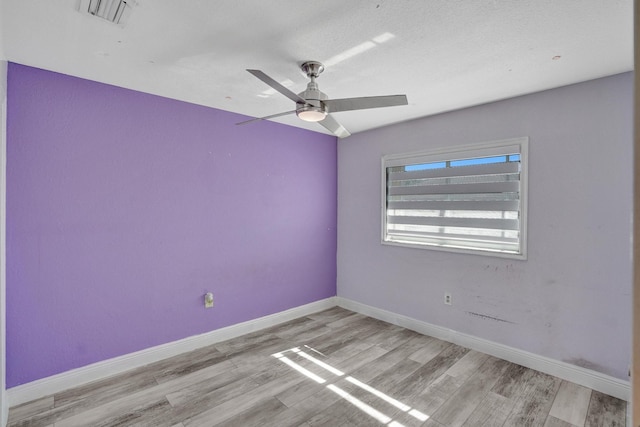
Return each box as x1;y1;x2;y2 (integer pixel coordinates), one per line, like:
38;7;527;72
8;307;626;427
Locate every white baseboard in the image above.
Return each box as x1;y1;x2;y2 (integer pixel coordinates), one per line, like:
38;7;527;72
336;297;631;402
7;295;630;411
1;390;7;427
7;297;336;408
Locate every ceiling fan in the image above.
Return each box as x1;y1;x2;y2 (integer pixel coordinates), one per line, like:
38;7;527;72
237;61;408;138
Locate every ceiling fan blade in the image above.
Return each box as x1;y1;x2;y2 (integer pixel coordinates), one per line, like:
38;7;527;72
323;95;408;113
247;69;307;104
318;114;351;139
236;110;297;125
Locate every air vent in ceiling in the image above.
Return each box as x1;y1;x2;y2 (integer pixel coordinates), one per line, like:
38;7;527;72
78;0;133;25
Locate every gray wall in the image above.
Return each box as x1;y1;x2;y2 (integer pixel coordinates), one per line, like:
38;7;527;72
337;72;632;380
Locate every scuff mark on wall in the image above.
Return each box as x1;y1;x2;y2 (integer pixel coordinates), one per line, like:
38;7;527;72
563;357;612;376
466;311;516;324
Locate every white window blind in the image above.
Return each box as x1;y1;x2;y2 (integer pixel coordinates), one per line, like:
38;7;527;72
382;138;528;258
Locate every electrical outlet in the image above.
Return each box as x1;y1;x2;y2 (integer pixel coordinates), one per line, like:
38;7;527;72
204;292;214;308
444;293;452;305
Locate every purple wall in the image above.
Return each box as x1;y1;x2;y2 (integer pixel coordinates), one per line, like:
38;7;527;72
6;63;337;387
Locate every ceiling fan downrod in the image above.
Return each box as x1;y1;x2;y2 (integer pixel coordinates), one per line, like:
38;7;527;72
297;61;328;121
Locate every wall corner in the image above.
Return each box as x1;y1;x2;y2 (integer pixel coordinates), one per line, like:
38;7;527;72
0;59;8;427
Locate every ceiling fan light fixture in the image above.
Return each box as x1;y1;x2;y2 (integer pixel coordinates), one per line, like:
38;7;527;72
296;106;327;122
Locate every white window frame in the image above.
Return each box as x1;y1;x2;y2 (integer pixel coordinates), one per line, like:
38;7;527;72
381;137;528;259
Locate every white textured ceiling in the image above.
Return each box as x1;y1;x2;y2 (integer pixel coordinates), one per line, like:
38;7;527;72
1;0;634;137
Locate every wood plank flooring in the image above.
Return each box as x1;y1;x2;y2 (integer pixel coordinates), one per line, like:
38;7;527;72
8;307;627;427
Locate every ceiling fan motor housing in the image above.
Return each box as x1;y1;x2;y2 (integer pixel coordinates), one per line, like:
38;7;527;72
299;81;327;105
297;79;328;120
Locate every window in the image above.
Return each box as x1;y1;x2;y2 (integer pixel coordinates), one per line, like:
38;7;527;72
382;137;528;259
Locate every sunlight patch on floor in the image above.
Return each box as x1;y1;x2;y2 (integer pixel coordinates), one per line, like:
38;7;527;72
272;346;430;425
